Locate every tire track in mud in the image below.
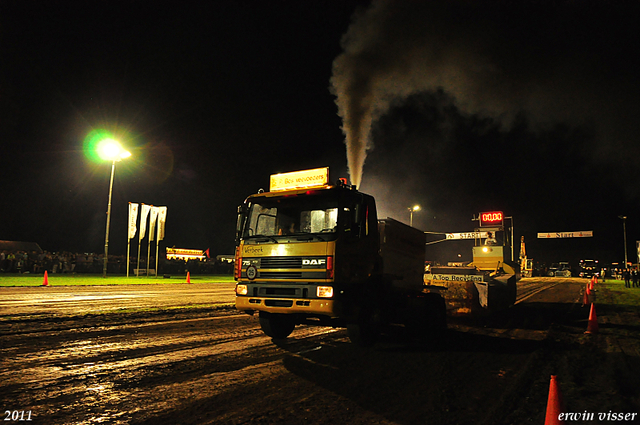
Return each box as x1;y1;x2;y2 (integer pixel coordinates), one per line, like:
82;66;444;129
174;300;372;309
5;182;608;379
1;279;603;424
0;283;237;319
0;308;346;424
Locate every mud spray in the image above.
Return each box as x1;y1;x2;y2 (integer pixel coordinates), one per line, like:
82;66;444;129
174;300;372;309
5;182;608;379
330;0;639;188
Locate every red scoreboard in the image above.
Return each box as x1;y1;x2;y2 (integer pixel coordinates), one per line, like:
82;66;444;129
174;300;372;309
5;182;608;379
480;211;504;227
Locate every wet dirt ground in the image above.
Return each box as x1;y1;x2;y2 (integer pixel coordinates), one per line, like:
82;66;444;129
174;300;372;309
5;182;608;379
1;278;639;424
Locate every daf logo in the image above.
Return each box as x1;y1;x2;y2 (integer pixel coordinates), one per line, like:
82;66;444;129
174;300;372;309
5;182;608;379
302;259;326;266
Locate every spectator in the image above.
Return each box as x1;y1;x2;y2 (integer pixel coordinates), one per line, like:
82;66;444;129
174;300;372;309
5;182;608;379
484;231;497;245
624;269;631;288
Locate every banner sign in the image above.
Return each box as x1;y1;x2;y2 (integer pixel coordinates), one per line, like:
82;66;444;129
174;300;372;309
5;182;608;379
128;203;139;240
149;206;159;242
139;204;151;241
446;232;489;240
537;231;593;239
157;206;168;241
270;167;329;192
424;273;484;283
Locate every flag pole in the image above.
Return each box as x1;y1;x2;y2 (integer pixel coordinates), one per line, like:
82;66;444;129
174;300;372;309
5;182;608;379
137;204;150;277
155;233;160;277
137;237;142;276
147;206;159;278
157;207;168;278
127;202;137;278
146;233;152;277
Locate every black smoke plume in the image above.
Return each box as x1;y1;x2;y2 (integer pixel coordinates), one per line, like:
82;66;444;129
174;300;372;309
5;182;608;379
331;0;640;189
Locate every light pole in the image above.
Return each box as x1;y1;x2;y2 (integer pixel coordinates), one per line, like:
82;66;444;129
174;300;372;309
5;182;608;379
99;139;131;278
619;215;628;267
408;205;420;227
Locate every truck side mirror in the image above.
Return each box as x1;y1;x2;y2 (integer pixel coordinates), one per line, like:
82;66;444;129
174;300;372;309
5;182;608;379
342;207;351;230
353;204;363;238
235;205;245;246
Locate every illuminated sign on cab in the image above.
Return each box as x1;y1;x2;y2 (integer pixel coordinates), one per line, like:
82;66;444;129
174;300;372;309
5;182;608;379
270;167;329;192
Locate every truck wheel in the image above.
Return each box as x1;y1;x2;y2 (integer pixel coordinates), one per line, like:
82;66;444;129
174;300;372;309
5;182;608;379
427;295;447;332
411;294;447;342
346;306;380;347
259;312;296;339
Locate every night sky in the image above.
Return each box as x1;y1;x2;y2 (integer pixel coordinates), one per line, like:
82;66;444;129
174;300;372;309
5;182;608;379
2;0;640;268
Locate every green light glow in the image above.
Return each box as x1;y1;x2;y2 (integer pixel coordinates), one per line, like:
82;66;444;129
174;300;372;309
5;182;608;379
83;129;131;162
83;129;116;163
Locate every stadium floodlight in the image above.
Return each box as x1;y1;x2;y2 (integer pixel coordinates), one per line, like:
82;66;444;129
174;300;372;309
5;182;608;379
100;139;131;277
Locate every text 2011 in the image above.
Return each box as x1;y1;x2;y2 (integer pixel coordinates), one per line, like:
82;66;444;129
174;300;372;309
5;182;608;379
4;411;32;422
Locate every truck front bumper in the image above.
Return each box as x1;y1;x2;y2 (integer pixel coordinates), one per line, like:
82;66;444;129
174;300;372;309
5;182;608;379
236;296;337;317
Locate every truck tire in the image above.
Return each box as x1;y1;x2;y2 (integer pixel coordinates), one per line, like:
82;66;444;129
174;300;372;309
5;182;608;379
259;312;296;339
346;306;380;347
426;294;447;333
407;294;447;342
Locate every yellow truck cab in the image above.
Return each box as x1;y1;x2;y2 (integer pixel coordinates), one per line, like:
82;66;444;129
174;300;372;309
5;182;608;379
235;168;445;345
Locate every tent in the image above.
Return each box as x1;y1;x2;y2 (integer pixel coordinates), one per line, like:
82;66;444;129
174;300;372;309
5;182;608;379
0;240;43;253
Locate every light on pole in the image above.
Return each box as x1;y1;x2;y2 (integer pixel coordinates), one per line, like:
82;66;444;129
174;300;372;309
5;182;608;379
619;215;628;267
408;205;421;227
99;139;131;278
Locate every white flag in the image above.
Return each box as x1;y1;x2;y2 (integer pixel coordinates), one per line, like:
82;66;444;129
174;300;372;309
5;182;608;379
157;206;168;241
139;204;151;241
149;206;160;242
128;203;139;240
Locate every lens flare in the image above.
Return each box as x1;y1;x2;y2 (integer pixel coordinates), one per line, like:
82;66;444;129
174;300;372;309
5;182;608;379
83;129;116;163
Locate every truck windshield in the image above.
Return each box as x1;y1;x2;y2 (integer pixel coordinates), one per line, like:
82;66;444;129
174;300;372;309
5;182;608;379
243;195;338;238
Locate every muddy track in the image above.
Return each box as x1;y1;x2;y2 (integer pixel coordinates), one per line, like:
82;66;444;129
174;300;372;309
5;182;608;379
1;279;638;424
1;309;350;424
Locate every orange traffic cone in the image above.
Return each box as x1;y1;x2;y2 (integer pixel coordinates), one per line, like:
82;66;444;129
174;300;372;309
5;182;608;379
186;271;191;284
582;289;589;306
42;270;49;286
585;303;599;334
544;375;565;425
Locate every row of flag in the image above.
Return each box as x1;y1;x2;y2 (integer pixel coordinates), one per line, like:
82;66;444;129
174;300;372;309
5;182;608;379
128;203;167;242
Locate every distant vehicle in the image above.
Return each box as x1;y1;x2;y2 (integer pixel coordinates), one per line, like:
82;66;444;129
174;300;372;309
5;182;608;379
579;259;599;278
548;262;571;277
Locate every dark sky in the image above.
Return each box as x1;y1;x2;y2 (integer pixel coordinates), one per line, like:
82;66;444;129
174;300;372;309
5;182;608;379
1;0;640;268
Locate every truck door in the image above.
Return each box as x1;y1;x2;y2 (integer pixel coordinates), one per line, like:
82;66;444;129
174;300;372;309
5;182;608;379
336;194;379;285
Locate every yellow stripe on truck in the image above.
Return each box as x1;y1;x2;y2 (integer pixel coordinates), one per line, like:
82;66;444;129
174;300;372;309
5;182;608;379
242;241;331;257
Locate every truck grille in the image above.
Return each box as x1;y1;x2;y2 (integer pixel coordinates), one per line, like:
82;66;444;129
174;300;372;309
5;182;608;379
260;271;303;279
260;257;302;269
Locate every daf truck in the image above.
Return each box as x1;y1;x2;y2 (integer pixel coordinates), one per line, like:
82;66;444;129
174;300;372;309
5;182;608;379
234;168;446;346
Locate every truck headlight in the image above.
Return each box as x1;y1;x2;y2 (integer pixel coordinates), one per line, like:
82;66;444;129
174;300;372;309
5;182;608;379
236;284;248;296
317;286;334;298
